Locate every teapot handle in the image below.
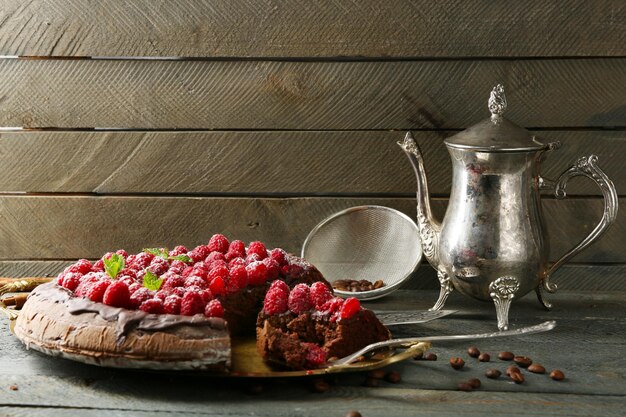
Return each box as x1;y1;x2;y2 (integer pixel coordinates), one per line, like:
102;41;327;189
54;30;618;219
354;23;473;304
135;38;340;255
541;155;618;293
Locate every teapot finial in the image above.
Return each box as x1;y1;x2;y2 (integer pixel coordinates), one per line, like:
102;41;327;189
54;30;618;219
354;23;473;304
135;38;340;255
488;84;507;124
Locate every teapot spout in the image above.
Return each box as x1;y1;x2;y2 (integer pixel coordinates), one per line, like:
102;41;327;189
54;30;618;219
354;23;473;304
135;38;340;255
397;132;442;270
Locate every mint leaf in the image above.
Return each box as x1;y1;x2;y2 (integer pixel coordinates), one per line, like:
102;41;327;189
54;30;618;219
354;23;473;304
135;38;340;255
143;247;168;259
169;254;191;263
143;270;163;291
103;253;125;279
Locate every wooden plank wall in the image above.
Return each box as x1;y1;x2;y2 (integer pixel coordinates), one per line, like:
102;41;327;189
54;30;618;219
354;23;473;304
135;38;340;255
0;0;624;291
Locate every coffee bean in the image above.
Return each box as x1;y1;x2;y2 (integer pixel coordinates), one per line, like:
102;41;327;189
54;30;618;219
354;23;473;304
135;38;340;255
312;379;330;393
332;278;386;292
506;365;521;376
513;356;532;368
485;369;501;379
457;382;474;391
510;372;525;384
368;369;386;379
364;377;379;387
9;385;18;391
550;369;565;381
498;351;515;361
424;353;438;361
385;371;402;383
374;280;385;289
346;411;362;417
467;378;481;389
450;357;465;370
467;346;480;358
528;364;546;374
478;352;491;362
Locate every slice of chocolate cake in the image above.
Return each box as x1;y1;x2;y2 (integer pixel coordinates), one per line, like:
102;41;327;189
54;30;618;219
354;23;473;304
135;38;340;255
256;281;391;370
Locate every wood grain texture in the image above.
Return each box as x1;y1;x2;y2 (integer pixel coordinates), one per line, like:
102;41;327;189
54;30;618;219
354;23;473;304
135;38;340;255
0;130;624;195
0;196;622;262
0;0;624;57
1;262;624;292
0;58;624;129
1;291;624;416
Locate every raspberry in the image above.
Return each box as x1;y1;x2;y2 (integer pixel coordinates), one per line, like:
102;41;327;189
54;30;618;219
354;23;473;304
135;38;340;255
168;260;186;274
184;275;207;289
310;282;333;309
74;273;102;297
85;280;110;303
227;265;248;292
163;294;182;314
304;343;327;367
163;274;185;289
180;291;205;316
321;298;344;314
155;289;170;300
228;257;246;268
204;299;224;318
205;251;226;265
66;259;92;275
245;253;262;264
247;241;268;259
118;268;137;280
189;245;211;262
263;286;289;315
262;257;280;280
269;280;290;293
102;281;131;308
171;287;185;297
91;259;105;272
60;272;82;291
269;248;288;266
208;234;230;254
283;263;304;278
118;276;136;288
190;263;208;280
55;274;64;285
129;287;152;308
148;257;169;275
102;252;115;260
246;261;268;286
140;298;164;314
340;297;361;320
181;266;194;278
116;249;129;258
229;240;246;256
209;276;226;296
224;250;241;262
208;265;229;283
128;282;142;294
169;245;188;256
288;283;312;314
134;252;154;268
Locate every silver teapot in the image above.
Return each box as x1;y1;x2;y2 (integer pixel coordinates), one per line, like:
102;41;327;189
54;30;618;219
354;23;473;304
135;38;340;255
399;85;618;330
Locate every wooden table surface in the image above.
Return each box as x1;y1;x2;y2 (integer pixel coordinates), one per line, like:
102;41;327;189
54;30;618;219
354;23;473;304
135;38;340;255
1;289;624;417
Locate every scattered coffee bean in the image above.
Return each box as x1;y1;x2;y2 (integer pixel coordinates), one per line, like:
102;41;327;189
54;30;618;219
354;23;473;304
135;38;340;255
457;382;474;391
498;351;515;361
510;372;525;384
333;279;386;292
364;377;379;387
514;356;532;368
478;352;491;362
450;357;465;370
467;378;481;389
346;411;362;417
424;353;438;361
385;371;402;383
311;378;330;393
413;351;424;360
506;365;521;376
9;385;18;391
485;369;502;379
528;364;546;374
550;369;565;381
368;369;386;379
467;346;480;358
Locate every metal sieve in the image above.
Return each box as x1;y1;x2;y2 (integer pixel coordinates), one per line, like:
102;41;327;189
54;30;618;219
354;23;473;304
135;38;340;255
302;205;422;300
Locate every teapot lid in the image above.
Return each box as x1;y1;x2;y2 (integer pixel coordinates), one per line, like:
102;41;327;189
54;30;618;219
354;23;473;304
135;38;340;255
444;84;548;152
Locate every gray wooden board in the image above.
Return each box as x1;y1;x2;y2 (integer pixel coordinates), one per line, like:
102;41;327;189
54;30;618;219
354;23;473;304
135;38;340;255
0;291;624;416
0;0;624;58
0;196;623;262
0;59;624;129
0;130;623;196
2;263;625;293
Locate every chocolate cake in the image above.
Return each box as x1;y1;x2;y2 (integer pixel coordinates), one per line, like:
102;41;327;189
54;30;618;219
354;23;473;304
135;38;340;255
256;281;391;369
14;235;389;371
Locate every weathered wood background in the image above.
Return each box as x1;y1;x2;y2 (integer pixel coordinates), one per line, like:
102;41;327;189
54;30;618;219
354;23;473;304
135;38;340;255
0;0;624;293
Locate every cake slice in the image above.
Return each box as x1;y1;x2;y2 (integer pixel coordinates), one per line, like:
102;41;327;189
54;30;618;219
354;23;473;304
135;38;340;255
256;281;391;369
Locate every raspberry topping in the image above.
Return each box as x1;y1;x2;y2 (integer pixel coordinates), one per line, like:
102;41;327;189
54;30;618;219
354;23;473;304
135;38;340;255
102;281;131;308
246;261;269;286
205;299;224;318
66;259;92;275
339;297;361;320
228;240;246;256
263;257;280;280
184;276;207;289
209;276;227;296
169;245;188;256
263;284;289;315
129;287;152;308
60;272;82;292
115;249;129;258
288;283;312;314
208;234;230;254
310;282;333;309
228;265;248;292
140;298;164;314
85;280;110;303
163;294;182;314
247;241;268;260
180;291;205;316
304;343;327;367
269;248;288;266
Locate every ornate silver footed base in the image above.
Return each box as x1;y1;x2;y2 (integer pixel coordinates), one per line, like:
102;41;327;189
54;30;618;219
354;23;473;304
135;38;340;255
535;285;552;310
489;276;520;331
429;270;453;311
